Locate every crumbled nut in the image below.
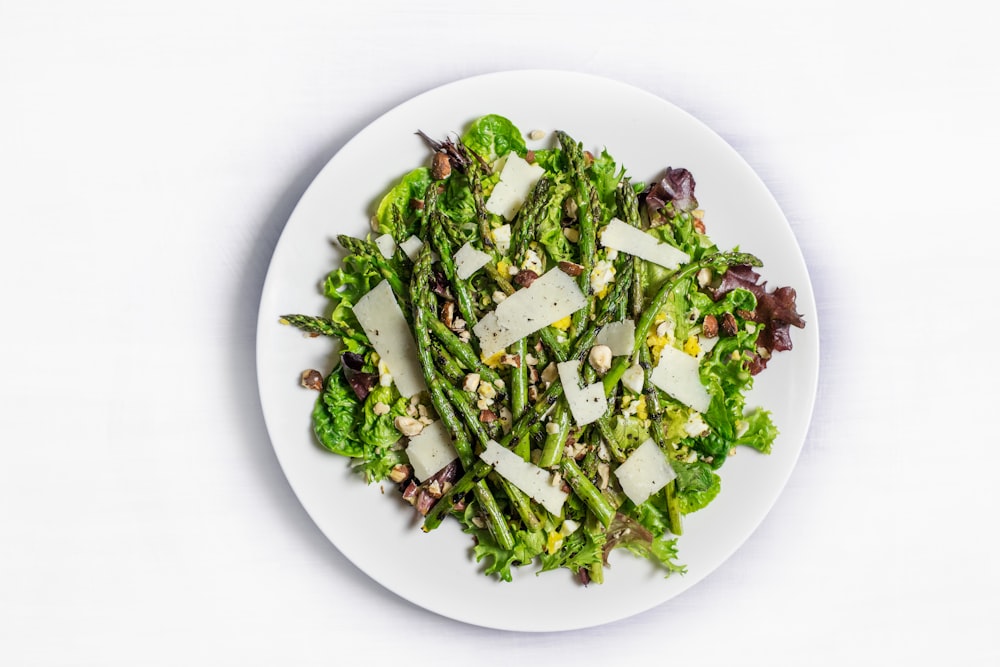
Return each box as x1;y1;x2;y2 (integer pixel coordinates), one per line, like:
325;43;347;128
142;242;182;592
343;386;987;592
563;227;580;243
394;416;424;437
416;404;429;419
656;320;672;338
583;151;594;166
693;218;706;234
300;369;324;391
492;291;506;304
452;317;466;332
540;362;559;386
479;409;497;423
737;309;756;321
458;330;471;343
528;366;540;384
426;480;443;498
597;462;611;491
588;345;613;374
563;197;578;220
431;152;451;180
512;269;539;289
525;149;536;163
462;373;481;392
697;267;713;288
498;405;513;434
440;301;455;329
525;353;539;367
702;314;719;338
410;198;424;211
528;129;546;141
545;421;561;435
721;312;739;337
476;397;493;410
494;378;505;390
369;216;380;233
388;464;411;484
527;386;539;402
557;261;584;277
372;401;390;416
500;354;521;368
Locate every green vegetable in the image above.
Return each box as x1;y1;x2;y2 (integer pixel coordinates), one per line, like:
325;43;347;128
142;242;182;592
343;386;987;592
282;114;805;584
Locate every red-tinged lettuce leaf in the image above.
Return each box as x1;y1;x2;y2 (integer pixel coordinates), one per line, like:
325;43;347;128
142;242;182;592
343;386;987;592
710;264;806;374
645;167;698;217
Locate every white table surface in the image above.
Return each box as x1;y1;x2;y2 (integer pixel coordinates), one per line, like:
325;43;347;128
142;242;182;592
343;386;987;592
2;1;997;664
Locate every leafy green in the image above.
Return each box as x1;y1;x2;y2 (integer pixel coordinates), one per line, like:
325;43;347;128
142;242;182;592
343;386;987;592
312;370;364;458
609;415;650;453
461;114;526;162
534;180;574;264
586;149;623;219
672;460;722;514
322;253;382;353
539;527;604;576
465;503;545;582
736;407;779;454
359;385;407;449
374;167;431;239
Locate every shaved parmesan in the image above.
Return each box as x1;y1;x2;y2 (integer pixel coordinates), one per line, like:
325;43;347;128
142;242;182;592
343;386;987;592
613;438;677;506
374;234;396;259
594;319;636;356
649;344;712;413
352;280;428;397
472;268;587;358
480;440;568;516
600;217;690;270
399;235;425;262
696;333;719;360
556;360;608;426
405;420;459;482
485;153;545;221
454;242;491;280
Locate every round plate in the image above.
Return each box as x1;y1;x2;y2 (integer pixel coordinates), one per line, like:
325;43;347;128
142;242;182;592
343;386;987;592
256;70;819;632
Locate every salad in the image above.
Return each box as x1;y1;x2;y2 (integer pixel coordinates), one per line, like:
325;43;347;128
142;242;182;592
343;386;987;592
279;114;805;583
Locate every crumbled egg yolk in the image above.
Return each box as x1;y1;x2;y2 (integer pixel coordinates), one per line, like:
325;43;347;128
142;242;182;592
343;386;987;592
550;315;572;330
590;260;616;298
546;531;564;555
496;259;511;277
635;395;648;421
481;350;506;368
683;335;701;357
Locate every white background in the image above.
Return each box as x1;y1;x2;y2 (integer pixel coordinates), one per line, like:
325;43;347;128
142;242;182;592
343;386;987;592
1;1;997;664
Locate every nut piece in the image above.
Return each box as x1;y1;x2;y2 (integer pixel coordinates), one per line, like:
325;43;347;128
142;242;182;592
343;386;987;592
479;409;497;423
697;267;713;288
394;416;424;437
431;152;451;180
588;344;613;374
462;373;481;392
372;401;390;416
528;129;546;141
557;261;584;277
563;227;580;243
702;314;719;339
720;312;739;337
540;362;559;386
388;464;411;484
512;269;539;289
300;369;324;391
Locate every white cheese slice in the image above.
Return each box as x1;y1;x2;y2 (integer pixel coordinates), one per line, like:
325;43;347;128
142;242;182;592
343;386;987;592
695;333;719;360
399;235;425;262
594;319;636;356
556;360;608;426
479;440;568;516
485;152;545;221
374;234;396;259
405;420;459;482
649;344;712;413
492;224;512;255
472;268;588;357
453;242;491;280
613;438;677;506
352;280;428;398
600;217;690;270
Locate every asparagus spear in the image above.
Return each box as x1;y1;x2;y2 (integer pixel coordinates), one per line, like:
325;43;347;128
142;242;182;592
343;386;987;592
557;131;598;339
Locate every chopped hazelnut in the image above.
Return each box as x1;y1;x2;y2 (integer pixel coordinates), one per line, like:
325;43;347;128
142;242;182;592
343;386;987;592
300;369;324;391
394;416;424;437
721;312;739;337
388;464;411;484
431;152;451;180
702;314;719;338
512;269;539;289
557;261;584;277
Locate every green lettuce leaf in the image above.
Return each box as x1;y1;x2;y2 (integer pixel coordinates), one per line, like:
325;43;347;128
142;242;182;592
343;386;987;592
359;385;407;450
312;370;364;458
534;180;574;264
586;149;624;219
464;503;545;582
374;167;431;239
736;407;779;454
322;253;382;353
461;114;526;162
672;460;722;514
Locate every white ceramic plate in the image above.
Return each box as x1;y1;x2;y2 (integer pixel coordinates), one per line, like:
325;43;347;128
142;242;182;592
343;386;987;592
256;70;819;632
